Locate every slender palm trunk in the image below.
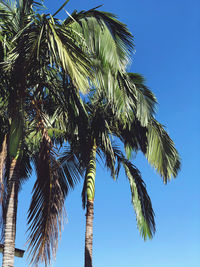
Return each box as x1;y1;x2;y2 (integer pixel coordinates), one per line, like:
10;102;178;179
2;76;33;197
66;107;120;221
84;142;96;267
84;200;94;267
2;158;19;267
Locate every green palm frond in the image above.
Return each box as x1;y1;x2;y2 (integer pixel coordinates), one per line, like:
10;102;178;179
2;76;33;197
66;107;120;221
128;73;157;126
113;148;155;240
145;118;181;183
65;7;134;71
46;20;92;93
124;162;155;240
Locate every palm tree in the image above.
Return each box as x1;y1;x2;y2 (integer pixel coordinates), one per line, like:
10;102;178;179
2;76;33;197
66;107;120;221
60;73;180;267
0;0;135;265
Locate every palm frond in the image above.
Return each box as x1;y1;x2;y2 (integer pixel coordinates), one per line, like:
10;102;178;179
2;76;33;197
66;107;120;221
98;135;116;180
52;0;70;17
66;8;133;69
81;177;87;209
58;147;84;190
124;162;155;239
27;135;67;266
119;117;148;157
46;20;92;93
145;118;181;183
128;73;157;126
113;147;155;239
18;147;32;188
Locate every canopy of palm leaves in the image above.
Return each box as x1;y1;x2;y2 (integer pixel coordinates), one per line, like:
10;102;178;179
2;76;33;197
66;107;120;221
0;0;139;265
59;75;180;242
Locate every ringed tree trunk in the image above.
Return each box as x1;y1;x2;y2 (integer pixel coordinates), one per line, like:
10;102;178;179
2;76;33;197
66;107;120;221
2;115;23;267
2;158;20;267
84;142;97;267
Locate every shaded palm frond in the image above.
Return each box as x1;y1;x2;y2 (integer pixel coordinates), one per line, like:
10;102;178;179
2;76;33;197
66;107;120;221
27;135;67;266
119;117;148;158
58;147;84;190
18;147;32;188
81;177;87;209
146;118;181;183
98;134;116;180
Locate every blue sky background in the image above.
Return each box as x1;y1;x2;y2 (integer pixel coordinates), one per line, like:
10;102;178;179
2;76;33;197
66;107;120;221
1;0;199;266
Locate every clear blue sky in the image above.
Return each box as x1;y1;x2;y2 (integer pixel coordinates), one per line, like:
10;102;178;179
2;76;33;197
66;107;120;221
1;0;199;266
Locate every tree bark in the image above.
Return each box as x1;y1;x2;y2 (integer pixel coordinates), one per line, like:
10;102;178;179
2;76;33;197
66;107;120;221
2;158;19;267
84;142;96;267
84;200;94;267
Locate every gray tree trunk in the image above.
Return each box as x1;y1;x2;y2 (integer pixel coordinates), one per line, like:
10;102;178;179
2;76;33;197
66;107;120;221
2;159;19;267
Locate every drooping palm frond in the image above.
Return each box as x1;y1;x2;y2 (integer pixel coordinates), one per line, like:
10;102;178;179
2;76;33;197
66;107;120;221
128;73;157;126
145;118;181;183
91;71;156;129
45;19;92;93
113;148;155;240
98;135;116;180
124;162;155;239
65;7;134;71
18;147;32;187
27;134;67;266
116;115;148;160
58;147;84;190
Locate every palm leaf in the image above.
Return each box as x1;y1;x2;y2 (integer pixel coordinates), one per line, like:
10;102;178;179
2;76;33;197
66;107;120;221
124;162;155;239
128;73;157;126
27;135;67;266
46;20;92;93
113;148;155;239
66;8;133;70
145;118;181;183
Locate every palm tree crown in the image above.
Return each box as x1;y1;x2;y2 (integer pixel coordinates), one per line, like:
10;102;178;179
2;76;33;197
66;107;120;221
0;0;137;265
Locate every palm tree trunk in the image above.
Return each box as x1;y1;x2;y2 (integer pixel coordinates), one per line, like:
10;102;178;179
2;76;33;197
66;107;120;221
2;158;19;267
84;200;94;267
84;142;96;267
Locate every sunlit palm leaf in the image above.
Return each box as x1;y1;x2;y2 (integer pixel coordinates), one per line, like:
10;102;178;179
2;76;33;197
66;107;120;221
146;118;181;183
128;73;157;126
113;148;155;239
46;20;92;93
124;162;155;239
66;8;134;71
